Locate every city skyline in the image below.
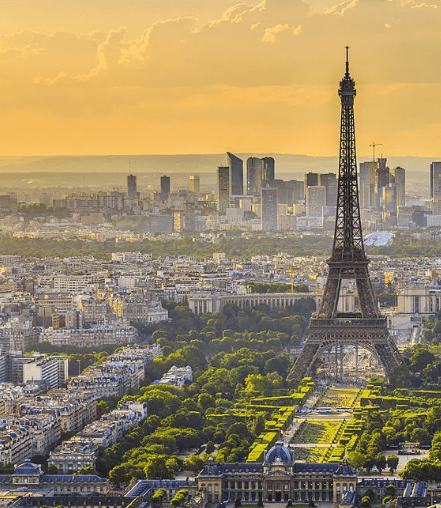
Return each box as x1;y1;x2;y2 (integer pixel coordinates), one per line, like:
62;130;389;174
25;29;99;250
1;0;441;157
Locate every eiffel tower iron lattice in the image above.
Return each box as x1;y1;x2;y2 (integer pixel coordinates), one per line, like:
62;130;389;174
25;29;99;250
288;48;402;380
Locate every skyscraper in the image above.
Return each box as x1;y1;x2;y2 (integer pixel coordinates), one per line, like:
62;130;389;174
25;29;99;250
217;166;230;213
247;156;275;196
430;162;441;199
226;152;243;196
304;172;319;188
189;175;200;193
430;162;441;214
318;173;337;207
306;186;326;217
393;166;405;208
160;175;171;201
127;174;137;200
359;161;376;208
375;159;390;209
262;157;275;182
247;157;263;196
261;187;278;230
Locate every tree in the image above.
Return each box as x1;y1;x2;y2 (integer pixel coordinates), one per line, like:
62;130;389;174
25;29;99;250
360;496;371;508
382;495;393;507
410;348;435;372
171;489;188;507
385;484;396;497
97;400;110;417
77;466;98;475
184;455;205;473
144;455;174;480
347;450;365;470
152;488;167;507
387;455;399;473
206;441;215;454
374;453;387;473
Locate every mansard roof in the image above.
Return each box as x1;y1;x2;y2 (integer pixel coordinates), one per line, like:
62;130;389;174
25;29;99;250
199;459;263;476
14;460;41;476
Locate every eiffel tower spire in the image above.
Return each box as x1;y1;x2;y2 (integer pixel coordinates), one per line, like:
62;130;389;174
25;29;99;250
288;49;402;380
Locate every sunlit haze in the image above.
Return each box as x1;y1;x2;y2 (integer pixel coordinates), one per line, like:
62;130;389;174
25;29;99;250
2;0;441;156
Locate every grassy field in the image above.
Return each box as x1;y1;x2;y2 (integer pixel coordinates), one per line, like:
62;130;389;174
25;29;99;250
292;446;327;462
292;421;341;445
316;388;360;408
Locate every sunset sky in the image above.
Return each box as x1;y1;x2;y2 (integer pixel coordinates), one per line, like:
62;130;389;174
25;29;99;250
1;0;441;156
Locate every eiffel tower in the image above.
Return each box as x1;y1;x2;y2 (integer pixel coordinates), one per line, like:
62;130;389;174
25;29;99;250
288;48;402;380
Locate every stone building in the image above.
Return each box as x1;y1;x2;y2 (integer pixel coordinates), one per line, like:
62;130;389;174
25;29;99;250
197;441;358;504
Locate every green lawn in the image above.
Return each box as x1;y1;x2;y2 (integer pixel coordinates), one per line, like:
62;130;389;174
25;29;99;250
292;421;341;445
292;446;327;462
317;388;360;408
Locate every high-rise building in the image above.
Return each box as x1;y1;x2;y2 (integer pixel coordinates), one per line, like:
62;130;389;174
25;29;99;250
318;173;338;207
375;159;390;209
430;162;441;215
127;174;137;200
217;166;230;213
393;167;405;208
359;161;376;208
247;157;263;196
160;175;171;201
247;156;275;196
382;184;397;213
226;152;243;196
189;175;200;193
261;187;278;231
262;157;275;181
304;172;319;188
430;162;441;199
306;186;326;217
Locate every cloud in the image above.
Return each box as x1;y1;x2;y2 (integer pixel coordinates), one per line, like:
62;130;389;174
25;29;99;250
261;23;302;43
1;0;441;155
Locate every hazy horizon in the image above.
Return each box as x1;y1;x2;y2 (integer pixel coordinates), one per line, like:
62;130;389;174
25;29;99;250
0;153;431;198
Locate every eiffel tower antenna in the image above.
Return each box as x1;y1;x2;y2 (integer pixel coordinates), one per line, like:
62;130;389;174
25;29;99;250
288;48;402;381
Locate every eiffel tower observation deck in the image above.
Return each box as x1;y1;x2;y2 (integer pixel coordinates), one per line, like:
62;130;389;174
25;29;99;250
288;48;402;380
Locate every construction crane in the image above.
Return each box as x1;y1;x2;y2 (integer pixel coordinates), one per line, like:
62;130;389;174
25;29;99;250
369;142;382;162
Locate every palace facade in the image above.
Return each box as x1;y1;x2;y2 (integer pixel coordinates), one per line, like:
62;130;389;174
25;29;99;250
197;441;358;504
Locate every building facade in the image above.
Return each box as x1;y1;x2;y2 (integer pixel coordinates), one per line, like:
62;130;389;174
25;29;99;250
197;442;358;504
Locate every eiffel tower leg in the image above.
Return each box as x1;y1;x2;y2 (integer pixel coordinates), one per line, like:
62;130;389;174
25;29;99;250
287;335;321;380
340;344;344;379
355;266;378;318
318;268;342;318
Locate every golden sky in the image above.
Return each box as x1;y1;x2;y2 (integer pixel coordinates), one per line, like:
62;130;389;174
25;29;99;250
1;0;441;156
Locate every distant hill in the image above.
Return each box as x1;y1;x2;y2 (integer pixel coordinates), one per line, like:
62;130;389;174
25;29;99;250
0;154;434;195
0;153;437;174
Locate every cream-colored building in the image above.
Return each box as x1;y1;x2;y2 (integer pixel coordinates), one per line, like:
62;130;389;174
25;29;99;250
398;282;441;314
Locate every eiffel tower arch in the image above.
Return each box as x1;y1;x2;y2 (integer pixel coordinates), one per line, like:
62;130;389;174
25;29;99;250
288;48;402;381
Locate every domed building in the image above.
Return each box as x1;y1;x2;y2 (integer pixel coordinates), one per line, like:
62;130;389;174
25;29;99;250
264;440;295;471
197;441;358;504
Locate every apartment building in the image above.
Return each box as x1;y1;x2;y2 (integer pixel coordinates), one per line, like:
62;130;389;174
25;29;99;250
152;365;193;387
39;322;138;348
49;401;147;473
0;424;33;466
22;355;68;389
